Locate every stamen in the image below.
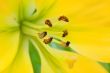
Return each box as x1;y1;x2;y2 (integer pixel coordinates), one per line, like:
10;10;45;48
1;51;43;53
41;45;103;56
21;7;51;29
62;30;68;37
61;41;70;47
58;16;69;22
38;32;47;39
43;37;53;44
45;19;52;27
66;41;70;47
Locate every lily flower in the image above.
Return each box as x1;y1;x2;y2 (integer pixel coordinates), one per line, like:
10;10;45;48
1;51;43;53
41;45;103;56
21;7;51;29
0;0;110;73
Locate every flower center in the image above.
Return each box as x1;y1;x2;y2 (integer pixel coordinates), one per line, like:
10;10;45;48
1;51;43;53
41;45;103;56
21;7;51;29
19;14;71;47
16;6;77;71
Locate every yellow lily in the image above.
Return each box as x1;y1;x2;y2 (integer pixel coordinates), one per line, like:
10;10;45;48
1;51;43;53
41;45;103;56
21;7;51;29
0;0;110;73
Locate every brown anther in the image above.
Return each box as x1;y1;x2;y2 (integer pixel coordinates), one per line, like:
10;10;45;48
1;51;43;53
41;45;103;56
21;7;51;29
61;41;70;47
43;37;53;44
38;32;47;39
58;16;69;22
45;19;52;27
66;41;70;47
62;30;68;37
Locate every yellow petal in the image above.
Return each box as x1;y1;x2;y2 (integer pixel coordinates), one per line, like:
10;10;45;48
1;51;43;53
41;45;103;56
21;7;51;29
66;31;110;62
49;49;77;73
0;0;20;72
64;0;110;62
41;47;108;73
40;54;57;73
0;31;20;72
0;0;18;16
72;55;108;73
35;0;55;14
43;0;85;18
40;49;77;73
21;0;36;18
28;0;56;21
0;0;19;31
1;38;33;73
